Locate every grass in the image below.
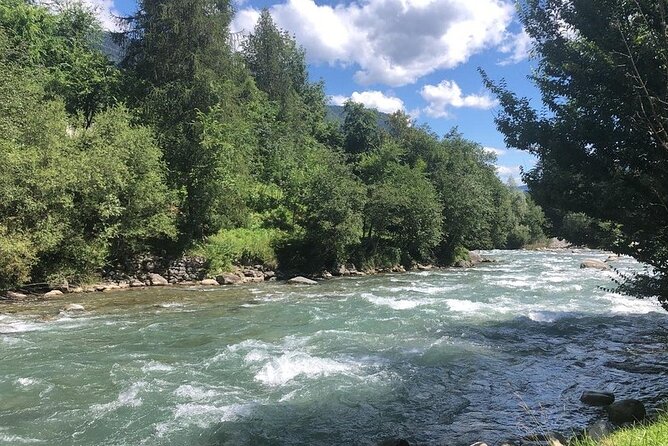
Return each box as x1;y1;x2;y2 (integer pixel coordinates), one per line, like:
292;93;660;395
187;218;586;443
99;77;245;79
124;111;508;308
573;412;668;446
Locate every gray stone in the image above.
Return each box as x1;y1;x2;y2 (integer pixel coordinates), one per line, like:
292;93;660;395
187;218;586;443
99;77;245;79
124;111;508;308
580;390;615;406
264;270;276;280
417;263;433;270
5;291;27;300
216;273;245;285
321;271;333;279
469;443;488;446
149;273;169;286
468;250;483;264
608;399;646;425
129;279;145;288
287;276;318;285
200;279;219;286
62;303;85;312
580;259;610;270
454;260;473;268
44;290;63;298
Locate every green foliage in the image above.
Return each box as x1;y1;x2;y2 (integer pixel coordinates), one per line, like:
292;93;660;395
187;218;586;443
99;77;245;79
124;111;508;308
482;0;668;302
573;410;668;446
194;227;283;273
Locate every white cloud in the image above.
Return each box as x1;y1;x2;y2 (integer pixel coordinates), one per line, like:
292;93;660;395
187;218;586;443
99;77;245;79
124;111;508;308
484;146;506;157
232;0;515;86
420;80;497;118
328;90;405;114
496;164;523;183
498;29;532;65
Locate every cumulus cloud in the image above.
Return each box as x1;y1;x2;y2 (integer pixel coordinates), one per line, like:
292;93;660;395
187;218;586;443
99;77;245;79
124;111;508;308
498;29;532;65
484;146;506;157
329;90;405;114
232;0;515;86
496;164;524;183
420;80;497;118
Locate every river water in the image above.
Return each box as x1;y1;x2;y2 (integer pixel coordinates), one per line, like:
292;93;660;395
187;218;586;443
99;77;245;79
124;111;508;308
1;250;667;446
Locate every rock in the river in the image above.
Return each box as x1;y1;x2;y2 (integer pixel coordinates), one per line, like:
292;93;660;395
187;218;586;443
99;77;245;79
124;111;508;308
468;250;483;264
580;259;610;270
149;273;169;286
469;443;488;446
62;303;85;312
417;263;433;270
607;399;646;424
44;290;63;298
129;279;145;287
580;390;615;406
200;278;219;286
5;291;27;300
454;259;473;268
216;273;245;285
586;419;616;441
287;276;317;285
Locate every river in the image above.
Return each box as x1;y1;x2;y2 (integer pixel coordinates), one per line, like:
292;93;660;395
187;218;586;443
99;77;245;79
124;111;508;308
1;250;667;446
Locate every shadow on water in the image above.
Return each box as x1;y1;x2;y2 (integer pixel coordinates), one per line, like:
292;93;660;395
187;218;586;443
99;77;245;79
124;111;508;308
193;311;668;446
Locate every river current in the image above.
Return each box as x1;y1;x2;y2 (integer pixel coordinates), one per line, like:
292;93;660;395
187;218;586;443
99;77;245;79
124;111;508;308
1;250;667;446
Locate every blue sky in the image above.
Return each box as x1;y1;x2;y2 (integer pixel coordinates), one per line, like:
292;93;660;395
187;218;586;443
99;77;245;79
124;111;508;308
101;0;540;183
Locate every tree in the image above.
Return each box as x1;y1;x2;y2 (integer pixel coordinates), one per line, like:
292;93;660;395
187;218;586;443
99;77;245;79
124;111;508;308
120;0;235;243
482;0;668;301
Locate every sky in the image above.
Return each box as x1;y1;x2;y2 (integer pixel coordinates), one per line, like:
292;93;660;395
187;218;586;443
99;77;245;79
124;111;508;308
95;0;541;183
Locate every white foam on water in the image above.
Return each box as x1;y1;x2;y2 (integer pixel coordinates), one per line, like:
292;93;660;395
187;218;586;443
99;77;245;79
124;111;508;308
0;316;44;334
362;293;433;310
15;377;38;387
254;351;354;387
599;292;662;314
0;434;44;444
174;384;219;401
527;311;575;323
445;299;485;313
141;361;174;373
244;349;271;363
91;380;147;414
155;302;184;309
171;402;252;428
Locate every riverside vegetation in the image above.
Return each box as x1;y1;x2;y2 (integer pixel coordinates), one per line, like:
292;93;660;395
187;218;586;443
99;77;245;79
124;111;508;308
0;0;548;293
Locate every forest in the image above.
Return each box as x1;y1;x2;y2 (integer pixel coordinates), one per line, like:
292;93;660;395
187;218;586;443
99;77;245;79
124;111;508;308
0;0;547;290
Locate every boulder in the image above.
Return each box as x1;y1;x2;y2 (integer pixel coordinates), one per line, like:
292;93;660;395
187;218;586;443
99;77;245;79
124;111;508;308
103;284;120;292
69;286;84;293
287;276;317;285
263;270;276;280
468;250;483;264
608;399;646;425
321;271;333;279
216;273;245;285
580;390;615;406
129;279;145;288
335;264;350;276
454;260;473;268
580;259;610;270
586;419;615;441
5;291;27;300
605;255;620;263
149;273;169;286
469;443;488;446
417;264;433;271
44;290;63;298
62;303;85;312
200;278;219;286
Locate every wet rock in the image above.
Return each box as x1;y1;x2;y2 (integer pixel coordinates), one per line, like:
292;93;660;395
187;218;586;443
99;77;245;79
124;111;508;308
417;263;433;270
93;284;108;292
454;260;473;268
605;255;620;263
69;286;84;293
44;290;63;298
287;276;317;285
378;439;410;446
129;279;145;288
62;303;85;312
586;419;615;441
103;284;121;292
320;270;333;279
263;270;276;280
200;278;219;286
216;273;245;285
580;259;610;270
149;273;169;286
469;443;488;446
608;399;646;425
580;390;615;406
5;291;27;300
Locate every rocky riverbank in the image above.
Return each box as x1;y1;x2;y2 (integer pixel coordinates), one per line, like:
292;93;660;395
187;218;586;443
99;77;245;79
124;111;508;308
1;251;492;303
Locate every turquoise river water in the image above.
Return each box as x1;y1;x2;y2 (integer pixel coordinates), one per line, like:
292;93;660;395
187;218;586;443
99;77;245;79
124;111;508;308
1;250;667;446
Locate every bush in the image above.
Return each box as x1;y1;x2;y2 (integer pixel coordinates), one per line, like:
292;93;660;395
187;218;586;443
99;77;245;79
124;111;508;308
194;227;283;274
